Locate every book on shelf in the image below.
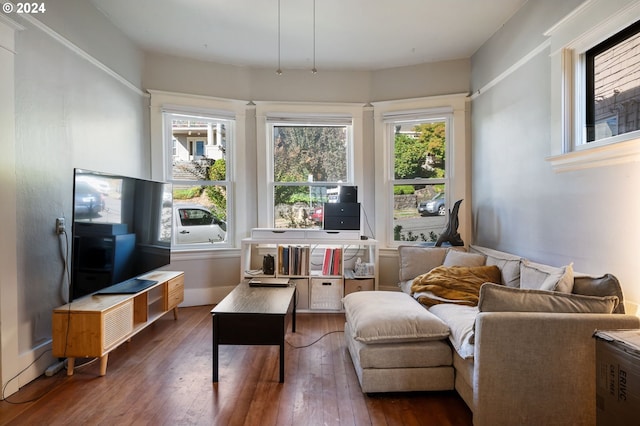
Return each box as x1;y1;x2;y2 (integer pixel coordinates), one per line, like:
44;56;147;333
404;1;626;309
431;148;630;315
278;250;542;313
281;246;290;275
279;245;310;276
332;248;342;275
322;248;333;275
321;247;342;276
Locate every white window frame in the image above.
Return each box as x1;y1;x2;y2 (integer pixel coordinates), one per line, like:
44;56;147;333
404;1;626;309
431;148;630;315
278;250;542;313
256;102;365;229
163;111;234;249
373;95;469;247
149;90;248;250
546;0;640;172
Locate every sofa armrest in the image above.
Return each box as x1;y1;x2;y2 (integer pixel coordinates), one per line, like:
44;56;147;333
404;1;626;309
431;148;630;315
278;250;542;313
473;312;640;426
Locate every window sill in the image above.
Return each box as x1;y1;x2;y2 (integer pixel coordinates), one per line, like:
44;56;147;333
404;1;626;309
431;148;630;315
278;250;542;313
171;247;240;261
546;138;640;173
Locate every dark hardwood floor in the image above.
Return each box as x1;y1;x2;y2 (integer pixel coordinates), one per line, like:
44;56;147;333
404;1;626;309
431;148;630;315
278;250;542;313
0;306;472;425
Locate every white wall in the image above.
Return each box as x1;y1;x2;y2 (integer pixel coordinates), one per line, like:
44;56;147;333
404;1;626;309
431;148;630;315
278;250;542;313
470;0;640;309
144;52;470;104
2;0;147;396
0;13;22;399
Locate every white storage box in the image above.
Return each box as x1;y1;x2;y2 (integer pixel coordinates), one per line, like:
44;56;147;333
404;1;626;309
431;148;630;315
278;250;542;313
310;278;343;310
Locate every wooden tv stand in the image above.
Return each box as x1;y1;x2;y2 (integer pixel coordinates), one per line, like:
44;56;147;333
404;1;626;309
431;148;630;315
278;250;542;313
52;271;184;376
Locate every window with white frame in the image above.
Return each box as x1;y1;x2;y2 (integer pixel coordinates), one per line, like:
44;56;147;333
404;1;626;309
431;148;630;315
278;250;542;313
546;0;640;171
585;20;640;144
163;111;234;247
386;112;450;243
267;115;353;229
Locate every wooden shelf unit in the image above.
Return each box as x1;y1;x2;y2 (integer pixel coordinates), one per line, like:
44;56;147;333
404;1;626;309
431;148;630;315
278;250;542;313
52;270;184;376
241;229;378;311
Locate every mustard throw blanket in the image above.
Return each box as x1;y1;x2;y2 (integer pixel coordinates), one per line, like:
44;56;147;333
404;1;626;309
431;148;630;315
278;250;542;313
411;265;501;307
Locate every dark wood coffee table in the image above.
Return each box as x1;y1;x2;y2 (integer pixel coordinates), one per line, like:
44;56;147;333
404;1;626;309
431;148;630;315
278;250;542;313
211;282;296;383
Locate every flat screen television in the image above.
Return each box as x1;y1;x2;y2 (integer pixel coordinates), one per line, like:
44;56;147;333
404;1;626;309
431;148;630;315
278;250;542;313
70;168;172;300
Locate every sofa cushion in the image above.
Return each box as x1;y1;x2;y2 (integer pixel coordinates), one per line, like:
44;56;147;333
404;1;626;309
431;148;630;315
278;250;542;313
345;322;452;369
411;265;502;307
397;245;448;281
572;273;625;314
520;260;574;293
469;245;522;288
343;291;449;344
429;304;478;359
478;282;619;313
443;250;486;267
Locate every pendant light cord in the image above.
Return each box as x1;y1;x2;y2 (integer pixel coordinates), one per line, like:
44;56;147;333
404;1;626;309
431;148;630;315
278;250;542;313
277;0;282;75
312;0;317;74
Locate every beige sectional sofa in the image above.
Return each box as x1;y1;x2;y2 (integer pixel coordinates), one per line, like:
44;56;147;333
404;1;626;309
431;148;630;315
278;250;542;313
343;245;640;426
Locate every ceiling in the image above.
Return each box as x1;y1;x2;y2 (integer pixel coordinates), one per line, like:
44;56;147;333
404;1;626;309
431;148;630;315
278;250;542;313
90;0;527;71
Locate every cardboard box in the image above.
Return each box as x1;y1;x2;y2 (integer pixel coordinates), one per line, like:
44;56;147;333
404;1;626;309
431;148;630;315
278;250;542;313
594;330;640;426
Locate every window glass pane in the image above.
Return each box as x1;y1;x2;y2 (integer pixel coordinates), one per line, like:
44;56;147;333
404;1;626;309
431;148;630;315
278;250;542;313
167;112;231;247
394;121;446;179
173;185;227;244
588;24;640;143
274;126;347;182
274;184;340;229
170;116;227;182
393;184;446;243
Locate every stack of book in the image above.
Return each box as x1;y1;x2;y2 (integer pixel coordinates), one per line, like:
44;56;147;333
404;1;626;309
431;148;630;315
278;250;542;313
321;247;342;276
278;245;310;275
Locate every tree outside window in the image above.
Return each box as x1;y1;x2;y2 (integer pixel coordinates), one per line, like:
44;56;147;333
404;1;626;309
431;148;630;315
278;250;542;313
272;124;351;229
391;118;448;243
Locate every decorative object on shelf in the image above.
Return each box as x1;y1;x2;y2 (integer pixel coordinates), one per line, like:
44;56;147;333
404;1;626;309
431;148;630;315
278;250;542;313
263;254;275;275
354;257;375;277
435;199;464;247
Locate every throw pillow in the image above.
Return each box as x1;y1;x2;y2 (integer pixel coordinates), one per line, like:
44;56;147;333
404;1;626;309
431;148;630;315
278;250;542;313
442;250;486;267
469;245;522;287
343;291;450;344
520;260;574;293
411;265;502;307
572;273;625;314
478;282;619;313
397;245;448;281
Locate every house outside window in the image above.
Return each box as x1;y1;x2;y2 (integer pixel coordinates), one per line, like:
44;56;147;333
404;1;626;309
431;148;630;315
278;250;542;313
163;111;233;247
387;115;450;243
266;115;354;229
546;1;640;172
586;20;640;144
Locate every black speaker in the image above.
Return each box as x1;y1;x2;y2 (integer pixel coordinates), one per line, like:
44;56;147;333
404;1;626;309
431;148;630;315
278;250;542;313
323;202;360;230
339;186;358;203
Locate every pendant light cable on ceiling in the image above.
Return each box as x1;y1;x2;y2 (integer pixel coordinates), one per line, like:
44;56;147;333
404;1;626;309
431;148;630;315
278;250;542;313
311;0;317;74
276;0;282;75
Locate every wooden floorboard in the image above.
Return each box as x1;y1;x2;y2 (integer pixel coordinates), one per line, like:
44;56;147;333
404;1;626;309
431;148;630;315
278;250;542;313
0;305;472;426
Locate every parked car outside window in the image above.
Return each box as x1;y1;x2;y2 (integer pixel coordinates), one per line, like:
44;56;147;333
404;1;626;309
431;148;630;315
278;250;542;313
418;192;446;216
310;206;324;224
173;204;226;244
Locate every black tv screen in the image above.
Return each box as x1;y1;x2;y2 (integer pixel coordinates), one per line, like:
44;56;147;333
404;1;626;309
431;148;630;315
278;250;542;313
70;169;172;300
